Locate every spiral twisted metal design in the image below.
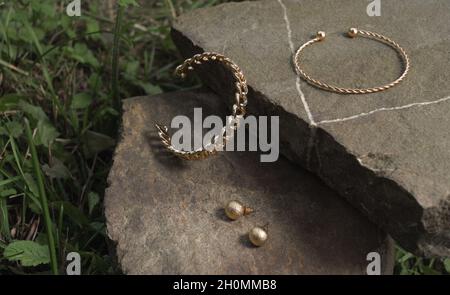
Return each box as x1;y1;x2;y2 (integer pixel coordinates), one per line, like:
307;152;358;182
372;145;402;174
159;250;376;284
293;28;410;94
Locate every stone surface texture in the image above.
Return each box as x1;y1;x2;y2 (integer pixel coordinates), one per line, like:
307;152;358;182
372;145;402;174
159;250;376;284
171;0;450;257
105;90;394;274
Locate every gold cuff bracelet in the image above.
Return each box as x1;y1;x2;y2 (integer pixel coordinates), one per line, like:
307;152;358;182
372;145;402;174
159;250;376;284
156;52;248;160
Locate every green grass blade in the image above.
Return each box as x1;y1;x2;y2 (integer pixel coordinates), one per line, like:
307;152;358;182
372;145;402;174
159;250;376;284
24;118;58;275
9;136;24;176
0;176;21;187
0;197;10;241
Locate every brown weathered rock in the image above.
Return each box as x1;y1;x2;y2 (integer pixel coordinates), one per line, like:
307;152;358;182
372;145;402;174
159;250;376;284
171;0;450;257
105;90;394;274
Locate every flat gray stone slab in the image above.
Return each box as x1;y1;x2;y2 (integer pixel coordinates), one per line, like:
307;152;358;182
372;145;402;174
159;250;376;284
105;90;393;274
171;0;450;257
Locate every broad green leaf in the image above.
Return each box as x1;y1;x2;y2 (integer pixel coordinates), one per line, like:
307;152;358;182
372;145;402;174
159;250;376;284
36;2;56;18
18;101;48;122
1;120;24;138
42;158;71;179
81;130;115;157
87;73;102;89
444;258;450;273
136;82;162;95
41;18;58;32
74;43;96;65
125;60;139;76
36;120;59;147
86;19;100;35
71;92;93;109
65;43;99;68
4;240;50;267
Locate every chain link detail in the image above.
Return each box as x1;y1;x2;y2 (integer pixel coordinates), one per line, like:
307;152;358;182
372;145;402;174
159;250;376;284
155;52;247;160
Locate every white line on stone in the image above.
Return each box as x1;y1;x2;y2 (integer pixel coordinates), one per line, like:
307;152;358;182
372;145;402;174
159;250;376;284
277;0;316;126
316;95;450;125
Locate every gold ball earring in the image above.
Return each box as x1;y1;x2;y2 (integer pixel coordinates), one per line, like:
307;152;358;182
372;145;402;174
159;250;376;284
249;226;268;247
348;27;358;38
224;200;254;220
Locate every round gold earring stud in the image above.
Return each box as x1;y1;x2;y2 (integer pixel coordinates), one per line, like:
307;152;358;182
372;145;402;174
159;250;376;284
249;226;268;247
348;27;358;38
224;200;254;220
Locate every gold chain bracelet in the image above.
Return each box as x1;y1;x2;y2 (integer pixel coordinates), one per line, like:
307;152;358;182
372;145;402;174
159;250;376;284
293;28;410;94
155;52;248;160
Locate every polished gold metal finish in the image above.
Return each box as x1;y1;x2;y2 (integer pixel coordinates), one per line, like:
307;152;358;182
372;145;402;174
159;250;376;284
155;52;248;160
249;226;268;247
316;31;326;41
293;28;410;94
348;27;358;38
224;200;254;220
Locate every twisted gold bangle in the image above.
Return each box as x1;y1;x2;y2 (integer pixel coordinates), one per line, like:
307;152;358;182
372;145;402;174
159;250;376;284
293;28;410;94
155;52;248;160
